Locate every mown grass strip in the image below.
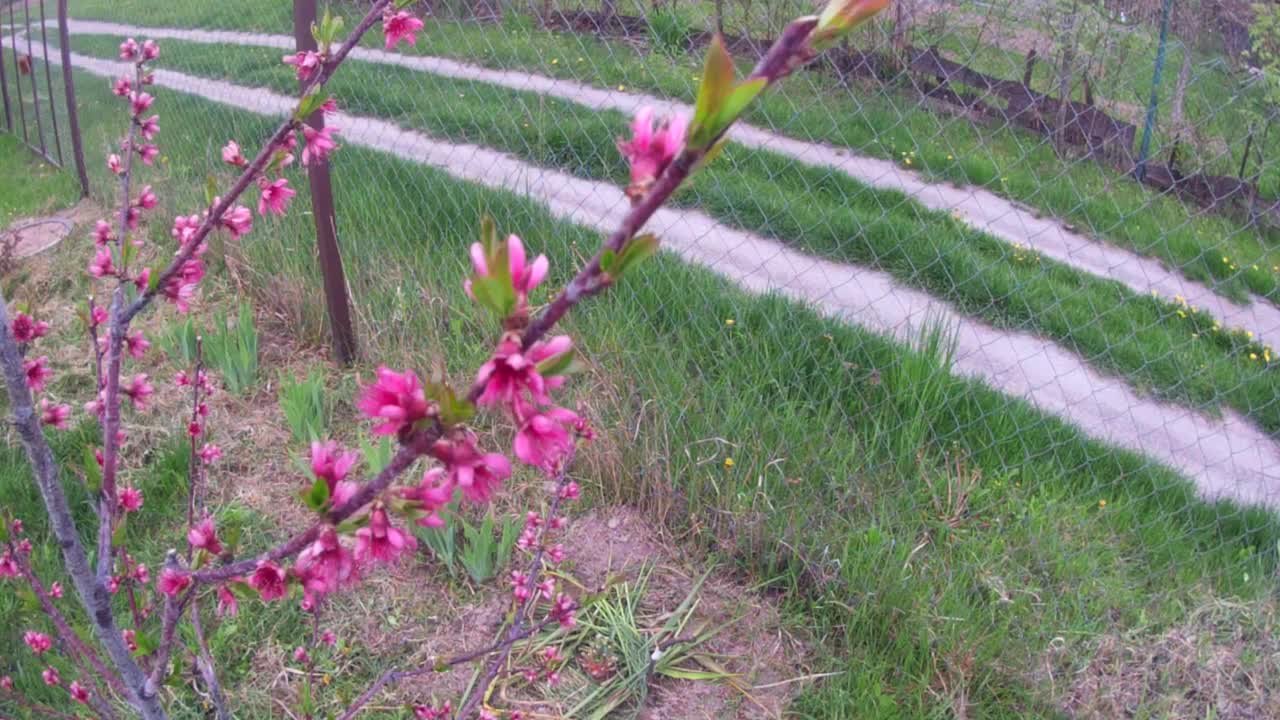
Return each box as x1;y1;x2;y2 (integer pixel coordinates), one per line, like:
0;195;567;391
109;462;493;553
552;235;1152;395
60;34;1280;437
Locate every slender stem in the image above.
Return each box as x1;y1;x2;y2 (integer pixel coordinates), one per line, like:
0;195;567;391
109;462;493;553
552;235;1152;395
188;597;231;720
146;552;193;694
0;293;164;719
15;551;128;700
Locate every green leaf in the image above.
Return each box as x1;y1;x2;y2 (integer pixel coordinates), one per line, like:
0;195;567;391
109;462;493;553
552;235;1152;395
133;630;159;657
0;516;7;544
205;174;218;207
471;276;516;318
301;476;331;513
536;347;576;378
813;0;889;49
691;35;736;149
714;78;766;131
617;234;661;275
112;515;127;546
18;587;40;613
84;445;102;494
295;91;329;121
599;248;618;276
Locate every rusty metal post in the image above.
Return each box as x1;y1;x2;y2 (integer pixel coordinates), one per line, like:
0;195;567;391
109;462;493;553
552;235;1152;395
0;23;11;131
9;3;29;144
294;0;358;365
57;0;91;196
38;0;64;165
21;0;48;157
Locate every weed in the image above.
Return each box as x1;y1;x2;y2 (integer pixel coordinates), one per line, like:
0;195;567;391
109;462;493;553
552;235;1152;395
204;303;259;394
278;369;328;444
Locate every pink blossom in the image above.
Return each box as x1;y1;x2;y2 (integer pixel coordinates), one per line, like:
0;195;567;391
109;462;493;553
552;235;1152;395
141;71;155;85
560;482;581;501
130;563;150;584
126;330;150;359
354;504;417;566
135;184;158;210
295;528;357;598
162;259;205;312
39;399;70;430
16;539;31;555
0;552;16;578
90;305;108;327
141;39;160;61
550;593;577;628
383;10;425;49
283;50;323;81
198;443;222;465
310;441;359;491
356;366;431;435
113;76;132;96
536;577;555;600
257;177;296;216
321;630;336;646
158;568;191;597
41;667;60;687
124;206;141;230
302;125;340;166
119;38;139;61
510;570;531;602
171;213;200;245
69;681;90;704
320;97;339;114
402;467;454;528
431;433;512;503
222;140;247;167
618;106;688;197
129;91;153;116
216;584;238;616
220;204;253;239
12;519;22;534
139;114;160;140
137;143;159;165
122;629;137;651
475;335;569;409
514;407;579;474
124;373;154;409
24;631;53;654
118;486;143;512
92;217;113;244
465;234;549;308
108;153;123;175
547;543;565;564
248;560;288;601
293;646;310;664
50;582;63;598
133;267;151;292
0;675;11;691
11;311;49;342
24;356;52;392
107;576;122;594
414;702;453;720
188;515;223;555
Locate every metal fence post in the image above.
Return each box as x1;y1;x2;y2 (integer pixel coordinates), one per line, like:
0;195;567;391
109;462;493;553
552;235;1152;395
1134;0;1173;182
57;0;91;197
294;0;358;365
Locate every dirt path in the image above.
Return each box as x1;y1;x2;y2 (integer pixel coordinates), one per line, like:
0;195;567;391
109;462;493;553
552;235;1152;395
54;19;1280;348
33;41;1280;508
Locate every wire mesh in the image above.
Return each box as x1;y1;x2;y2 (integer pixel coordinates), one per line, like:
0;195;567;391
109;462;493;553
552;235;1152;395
8;0;1280;714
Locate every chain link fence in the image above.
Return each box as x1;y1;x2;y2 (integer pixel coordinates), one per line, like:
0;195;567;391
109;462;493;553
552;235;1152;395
6;0;1280;714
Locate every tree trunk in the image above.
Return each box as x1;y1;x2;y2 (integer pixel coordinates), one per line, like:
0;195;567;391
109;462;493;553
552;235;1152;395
1022;48;1037;89
892;0;913;64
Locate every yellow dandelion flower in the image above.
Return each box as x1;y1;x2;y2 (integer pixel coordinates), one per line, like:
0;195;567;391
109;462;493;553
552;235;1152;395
1098;499;1107;508
723;457;735;469
1177;310;1186;319
551;58;559;64
1223;256;1230;264
578;57;584;62
1251;352;1259;360
947;154;954;160
725;318;735;326
617;84;626;91
1247;331;1255;339
1266;350;1272;362
1151;290;1159;297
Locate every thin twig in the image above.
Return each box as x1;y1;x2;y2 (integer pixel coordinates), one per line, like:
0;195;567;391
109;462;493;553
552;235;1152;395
188;597;231;720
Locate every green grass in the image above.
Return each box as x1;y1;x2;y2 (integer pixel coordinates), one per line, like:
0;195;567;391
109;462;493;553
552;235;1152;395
0;134;80;226
64;0;1280;305
57;34;1280;438
0;59;1274;718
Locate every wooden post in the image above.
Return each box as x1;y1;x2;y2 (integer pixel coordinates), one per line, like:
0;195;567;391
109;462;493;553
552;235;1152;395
294;0;358;365
57;0;90;196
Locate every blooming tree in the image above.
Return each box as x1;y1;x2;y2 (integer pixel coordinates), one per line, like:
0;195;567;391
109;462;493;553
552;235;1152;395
0;0;886;717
